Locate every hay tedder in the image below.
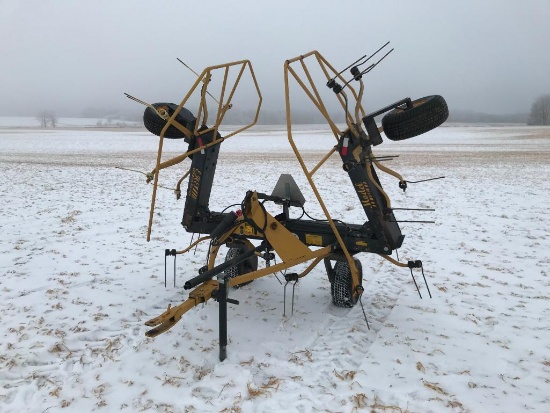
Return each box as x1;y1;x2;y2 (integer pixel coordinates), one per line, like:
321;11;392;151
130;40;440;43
126;45;448;360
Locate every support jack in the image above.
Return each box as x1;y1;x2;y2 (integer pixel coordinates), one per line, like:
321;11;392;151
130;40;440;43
213;274;239;361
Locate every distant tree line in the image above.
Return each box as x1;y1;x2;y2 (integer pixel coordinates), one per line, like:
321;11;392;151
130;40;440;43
82;107;142;122
446;110;528;124
528;94;550;125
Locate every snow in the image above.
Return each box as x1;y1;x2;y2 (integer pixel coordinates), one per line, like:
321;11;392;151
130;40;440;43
1;124;549;412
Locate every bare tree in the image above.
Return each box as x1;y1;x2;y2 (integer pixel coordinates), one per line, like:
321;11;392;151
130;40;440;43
37;111;49;128
36;110;57;128
49;112;57;128
528;94;550;125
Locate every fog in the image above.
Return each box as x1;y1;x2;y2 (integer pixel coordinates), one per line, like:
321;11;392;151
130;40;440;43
1;0;549;118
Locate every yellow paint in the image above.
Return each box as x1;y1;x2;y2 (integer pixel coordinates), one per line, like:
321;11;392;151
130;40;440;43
306;233;323;246
189;168;201;200
243;223;256;236
248;192;310;262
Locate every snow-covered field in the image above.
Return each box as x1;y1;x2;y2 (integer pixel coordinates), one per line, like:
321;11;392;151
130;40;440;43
1;125;549;412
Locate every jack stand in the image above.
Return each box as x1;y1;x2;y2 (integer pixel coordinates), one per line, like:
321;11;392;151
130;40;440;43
407;260;432;299
283;273;299;317
215;274;240;361
164;249;177;287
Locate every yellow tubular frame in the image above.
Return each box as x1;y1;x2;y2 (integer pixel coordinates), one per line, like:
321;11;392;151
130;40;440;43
146;60;263;241
284;51;366;296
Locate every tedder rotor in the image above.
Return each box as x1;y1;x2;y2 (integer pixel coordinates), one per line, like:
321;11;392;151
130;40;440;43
125;45;449;361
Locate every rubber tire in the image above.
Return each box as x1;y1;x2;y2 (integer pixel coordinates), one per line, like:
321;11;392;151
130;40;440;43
382;95;448;141
330;259;362;308
224;246;258;288
143;103;196;139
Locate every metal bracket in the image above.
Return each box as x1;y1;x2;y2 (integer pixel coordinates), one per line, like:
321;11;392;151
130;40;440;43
407;260;432;299
283;273;299;317
164;249;177;287
361;97;414;147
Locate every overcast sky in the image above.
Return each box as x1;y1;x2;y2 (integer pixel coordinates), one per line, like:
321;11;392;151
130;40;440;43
1;0;549;117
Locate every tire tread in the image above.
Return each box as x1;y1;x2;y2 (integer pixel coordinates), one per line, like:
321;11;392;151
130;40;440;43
382;95;449;141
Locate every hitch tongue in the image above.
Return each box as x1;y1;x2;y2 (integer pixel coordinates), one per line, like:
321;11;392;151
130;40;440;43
144;280;218;337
